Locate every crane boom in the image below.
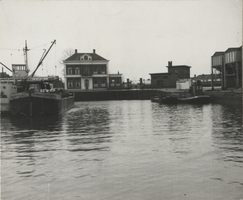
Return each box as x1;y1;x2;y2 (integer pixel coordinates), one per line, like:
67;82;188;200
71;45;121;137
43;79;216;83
0;62;13;72
29;40;56;78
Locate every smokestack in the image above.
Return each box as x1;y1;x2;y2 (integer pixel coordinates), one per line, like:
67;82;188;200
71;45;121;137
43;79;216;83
93;49;96;54
168;61;172;67
75;49;77;54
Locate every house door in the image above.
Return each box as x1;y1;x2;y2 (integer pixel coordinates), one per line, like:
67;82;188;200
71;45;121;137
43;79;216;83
85;79;89;90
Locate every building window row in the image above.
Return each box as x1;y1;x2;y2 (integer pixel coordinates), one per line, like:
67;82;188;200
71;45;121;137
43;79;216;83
66;66;106;75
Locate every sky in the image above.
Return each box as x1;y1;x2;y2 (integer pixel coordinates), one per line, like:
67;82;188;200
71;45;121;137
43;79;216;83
0;0;242;82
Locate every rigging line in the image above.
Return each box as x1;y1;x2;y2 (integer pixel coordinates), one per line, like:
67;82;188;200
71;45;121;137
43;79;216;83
0;48;21;51
55;42;57;75
29;42;52;50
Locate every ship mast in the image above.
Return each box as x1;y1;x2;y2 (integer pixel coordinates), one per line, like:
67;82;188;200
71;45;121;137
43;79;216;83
23;40;30;73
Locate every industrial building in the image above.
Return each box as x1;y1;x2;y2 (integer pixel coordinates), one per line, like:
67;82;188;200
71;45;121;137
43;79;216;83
211;46;242;89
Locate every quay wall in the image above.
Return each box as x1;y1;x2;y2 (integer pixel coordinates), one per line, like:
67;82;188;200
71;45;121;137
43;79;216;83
205;90;242;108
73;90;157;101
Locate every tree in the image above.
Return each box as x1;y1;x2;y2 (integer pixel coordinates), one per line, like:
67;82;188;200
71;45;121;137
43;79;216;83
59;48;75;66
58;48;75;77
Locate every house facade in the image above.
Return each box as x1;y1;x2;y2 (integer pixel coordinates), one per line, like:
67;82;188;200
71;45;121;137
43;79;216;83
150;61;191;88
63;49;122;90
211;46;242;89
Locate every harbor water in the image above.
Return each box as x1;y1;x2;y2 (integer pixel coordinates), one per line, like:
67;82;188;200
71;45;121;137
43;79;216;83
1;100;243;200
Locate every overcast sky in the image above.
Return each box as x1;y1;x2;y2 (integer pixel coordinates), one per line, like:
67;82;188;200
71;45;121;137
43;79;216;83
0;0;242;81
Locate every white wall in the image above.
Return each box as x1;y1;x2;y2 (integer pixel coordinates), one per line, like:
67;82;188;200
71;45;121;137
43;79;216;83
176;79;192;90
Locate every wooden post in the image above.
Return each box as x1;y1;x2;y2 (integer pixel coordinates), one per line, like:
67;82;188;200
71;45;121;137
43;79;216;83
211;56;214;90
30;102;32;117
236;62;239;88
224;63;227;88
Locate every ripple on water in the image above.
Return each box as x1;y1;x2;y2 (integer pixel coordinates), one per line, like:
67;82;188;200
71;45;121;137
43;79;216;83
1;101;242;200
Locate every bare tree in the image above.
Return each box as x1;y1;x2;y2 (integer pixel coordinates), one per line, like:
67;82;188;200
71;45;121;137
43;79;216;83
59;48;75;66
58;48;75;77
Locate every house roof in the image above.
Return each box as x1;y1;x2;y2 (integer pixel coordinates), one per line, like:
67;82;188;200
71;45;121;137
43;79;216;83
65;52;108;61
149;72;171;75
166;65;191;68
192;74;221;79
195;74;211;79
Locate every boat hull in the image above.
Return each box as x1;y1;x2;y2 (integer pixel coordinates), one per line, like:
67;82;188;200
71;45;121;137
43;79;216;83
178;95;210;104
160;96;178;104
10;92;74;117
151;96;160;103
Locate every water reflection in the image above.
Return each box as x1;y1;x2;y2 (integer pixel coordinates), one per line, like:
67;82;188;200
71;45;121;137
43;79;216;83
211;105;243;164
1;101;243;200
64;104;111;152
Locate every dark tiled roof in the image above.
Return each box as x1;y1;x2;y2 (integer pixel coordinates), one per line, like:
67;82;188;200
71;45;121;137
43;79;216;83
166;65;191;68
65;53;108;61
195;74;211;79
149;72;171;75
192;74;221;79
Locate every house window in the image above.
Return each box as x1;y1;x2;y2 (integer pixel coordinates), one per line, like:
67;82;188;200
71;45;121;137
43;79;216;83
84;66;89;75
174;70;178;73
84;55;88;60
76;81;80;87
67;68;72;75
75;68;80;74
101;66;106;74
111;79;115;86
163;76;168;79
93;66;98;74
68;81;73;88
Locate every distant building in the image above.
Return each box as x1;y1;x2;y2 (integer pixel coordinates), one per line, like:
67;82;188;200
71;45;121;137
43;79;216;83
192;74;221;87
211;46;242;89
150;61;191;88
63;49;122;90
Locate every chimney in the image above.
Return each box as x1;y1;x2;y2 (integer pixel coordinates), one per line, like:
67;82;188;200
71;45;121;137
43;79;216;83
168;61;172;67
194;74;196;78
75;49;77;54
93;49;96;54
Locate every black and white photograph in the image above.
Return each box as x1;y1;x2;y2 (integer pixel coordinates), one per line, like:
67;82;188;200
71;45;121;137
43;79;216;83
0;0;242;199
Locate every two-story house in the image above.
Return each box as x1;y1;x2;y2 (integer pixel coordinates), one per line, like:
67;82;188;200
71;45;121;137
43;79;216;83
63;49;122;90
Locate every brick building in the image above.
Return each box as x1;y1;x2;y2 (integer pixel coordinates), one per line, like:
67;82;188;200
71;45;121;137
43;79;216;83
63;49;122;90
150;61;191;88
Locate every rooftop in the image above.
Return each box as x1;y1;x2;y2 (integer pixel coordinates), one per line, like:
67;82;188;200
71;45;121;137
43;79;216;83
65;49;108;62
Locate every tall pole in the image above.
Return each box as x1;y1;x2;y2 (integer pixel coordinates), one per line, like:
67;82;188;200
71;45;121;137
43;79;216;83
211;56;214;90
24;40;30;73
